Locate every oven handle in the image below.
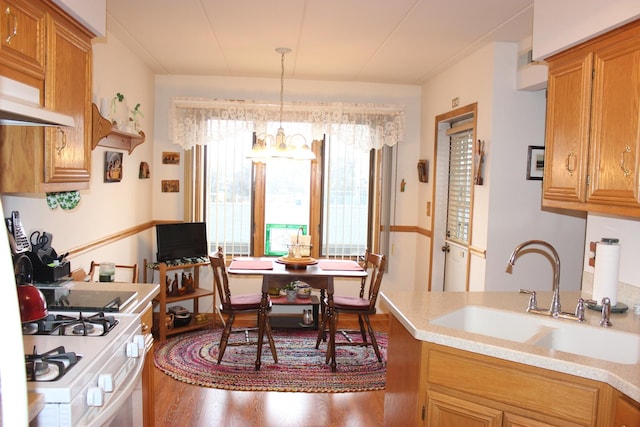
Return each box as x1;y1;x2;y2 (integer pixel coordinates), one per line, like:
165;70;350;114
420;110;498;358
82;343;146;427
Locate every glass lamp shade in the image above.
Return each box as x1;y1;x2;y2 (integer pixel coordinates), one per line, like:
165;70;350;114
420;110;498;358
272;127;290;157
249;129;316;162
247;136;273;163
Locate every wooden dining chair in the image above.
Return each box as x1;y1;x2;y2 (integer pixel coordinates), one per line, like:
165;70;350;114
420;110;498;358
209;248;278;367
88;261;139;283
315;250;387;365
70;268;89;281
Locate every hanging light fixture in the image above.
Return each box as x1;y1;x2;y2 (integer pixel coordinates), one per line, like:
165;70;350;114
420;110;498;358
247;48;316;162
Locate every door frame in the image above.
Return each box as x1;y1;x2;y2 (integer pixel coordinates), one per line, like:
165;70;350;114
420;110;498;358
428;103;478;291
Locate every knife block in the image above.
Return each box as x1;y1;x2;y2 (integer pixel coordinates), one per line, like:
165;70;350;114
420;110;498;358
25;251;70;283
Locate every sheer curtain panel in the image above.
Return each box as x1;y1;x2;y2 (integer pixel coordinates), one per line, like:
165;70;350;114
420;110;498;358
169;98;405;152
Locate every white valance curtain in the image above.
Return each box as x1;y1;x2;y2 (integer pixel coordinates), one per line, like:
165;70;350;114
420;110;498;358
169;97;406;151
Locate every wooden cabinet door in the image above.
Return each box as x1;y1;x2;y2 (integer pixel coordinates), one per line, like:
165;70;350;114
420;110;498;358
425;391;503;427
587;27;640;208
503;412;561;427
614;394;640;427
0;0;45;80
542;48;592;206
43;12;91;185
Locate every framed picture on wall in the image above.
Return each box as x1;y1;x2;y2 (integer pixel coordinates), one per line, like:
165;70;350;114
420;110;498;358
161;180;180;192
526;146;545;180
417;160;428;183
104;151;123;182
162;152;180;164
139;161;150;179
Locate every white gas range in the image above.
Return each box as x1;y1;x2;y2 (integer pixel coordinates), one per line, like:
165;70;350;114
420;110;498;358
23;288;147;427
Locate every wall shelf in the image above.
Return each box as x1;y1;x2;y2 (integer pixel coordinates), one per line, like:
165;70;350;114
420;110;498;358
91;103;145;154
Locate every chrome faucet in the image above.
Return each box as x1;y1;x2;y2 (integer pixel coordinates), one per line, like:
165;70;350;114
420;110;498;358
507;240;562;317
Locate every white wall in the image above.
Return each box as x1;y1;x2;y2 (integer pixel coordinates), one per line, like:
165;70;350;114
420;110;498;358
0;30;156;277
154;75;422;301
584;215;640;287
420;42;586;293
50;0;106;37
533;0;640;60
533;1;640;296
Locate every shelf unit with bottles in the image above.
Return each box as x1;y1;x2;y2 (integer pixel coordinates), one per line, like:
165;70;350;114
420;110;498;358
144;258;214;341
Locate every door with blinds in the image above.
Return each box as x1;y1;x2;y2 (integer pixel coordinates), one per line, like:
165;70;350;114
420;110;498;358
443;124;474;291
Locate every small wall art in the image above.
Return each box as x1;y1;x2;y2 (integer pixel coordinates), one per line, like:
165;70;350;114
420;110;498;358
104;151;123;182
474;139;485;185
161;180;180;193
526;145;545;180
162;151;180;165
417;160;428;183
139;161;150;179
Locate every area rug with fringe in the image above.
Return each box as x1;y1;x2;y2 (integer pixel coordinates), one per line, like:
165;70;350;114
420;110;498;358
153;328;387;393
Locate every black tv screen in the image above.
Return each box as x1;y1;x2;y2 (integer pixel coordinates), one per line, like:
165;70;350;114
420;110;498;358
156;222;208;262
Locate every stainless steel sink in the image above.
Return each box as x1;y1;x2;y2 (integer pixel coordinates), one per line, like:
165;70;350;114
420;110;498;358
431;305;640;364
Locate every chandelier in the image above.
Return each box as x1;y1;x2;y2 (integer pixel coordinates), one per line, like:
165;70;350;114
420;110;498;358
247;48;316;163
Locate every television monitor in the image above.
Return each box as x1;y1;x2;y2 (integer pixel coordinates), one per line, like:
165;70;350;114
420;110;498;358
156;222;208;262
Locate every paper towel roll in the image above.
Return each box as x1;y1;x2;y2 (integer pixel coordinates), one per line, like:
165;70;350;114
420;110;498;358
592;239;620;306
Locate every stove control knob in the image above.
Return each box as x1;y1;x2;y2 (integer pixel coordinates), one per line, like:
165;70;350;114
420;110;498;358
87;386;104;407
98;373;114;392
126;341;140;358
133;334;146;352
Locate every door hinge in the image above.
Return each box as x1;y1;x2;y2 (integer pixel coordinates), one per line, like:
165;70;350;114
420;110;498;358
586;174;590;185
421;404;426;420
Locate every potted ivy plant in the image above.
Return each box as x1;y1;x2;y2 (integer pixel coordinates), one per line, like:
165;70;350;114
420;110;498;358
283;281;298;302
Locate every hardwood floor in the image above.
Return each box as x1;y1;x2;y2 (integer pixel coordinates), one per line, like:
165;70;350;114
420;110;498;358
152;315;388;427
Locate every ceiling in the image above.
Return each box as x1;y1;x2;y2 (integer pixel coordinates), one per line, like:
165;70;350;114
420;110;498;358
105;0;534;85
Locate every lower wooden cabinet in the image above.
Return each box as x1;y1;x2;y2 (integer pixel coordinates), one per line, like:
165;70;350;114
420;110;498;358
613;392;640;427
503;413;559;427
384;315;639;427
426;390;502;427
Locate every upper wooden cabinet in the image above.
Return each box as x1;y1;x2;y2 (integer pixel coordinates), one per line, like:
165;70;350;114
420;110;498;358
0;0;46;82
543;20;640;217
0;0;92;193
43;11;91;186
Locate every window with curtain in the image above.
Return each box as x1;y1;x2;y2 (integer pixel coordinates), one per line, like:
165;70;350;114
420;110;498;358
171;98;405;259
205;125;373;258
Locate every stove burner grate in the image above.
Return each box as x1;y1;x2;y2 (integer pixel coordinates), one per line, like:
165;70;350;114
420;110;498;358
25;346;81;382
22;312;119;336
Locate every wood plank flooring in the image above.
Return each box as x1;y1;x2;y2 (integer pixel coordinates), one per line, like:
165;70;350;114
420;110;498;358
152;315;388;427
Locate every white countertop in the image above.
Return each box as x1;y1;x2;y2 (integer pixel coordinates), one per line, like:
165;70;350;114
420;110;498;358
65;281;160;314
380;290;640;403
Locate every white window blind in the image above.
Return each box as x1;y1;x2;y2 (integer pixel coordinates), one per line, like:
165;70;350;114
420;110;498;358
446;128;473;245
322;133;371;257
205;121;252;257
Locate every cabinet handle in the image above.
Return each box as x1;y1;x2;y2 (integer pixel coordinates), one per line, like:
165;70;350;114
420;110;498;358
620;145;631;177
4;7;17;44
141;322;149;333
55;128;67;154
565;152;577;175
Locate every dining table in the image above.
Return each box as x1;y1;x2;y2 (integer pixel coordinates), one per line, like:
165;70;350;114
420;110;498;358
227;256;368;372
